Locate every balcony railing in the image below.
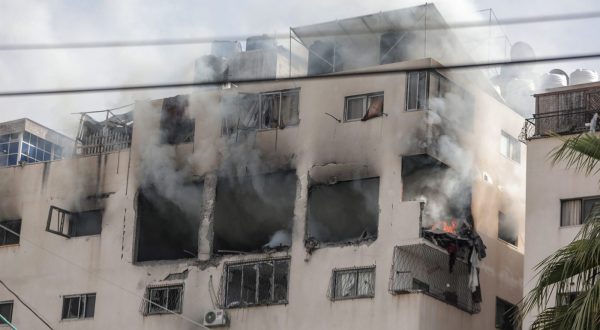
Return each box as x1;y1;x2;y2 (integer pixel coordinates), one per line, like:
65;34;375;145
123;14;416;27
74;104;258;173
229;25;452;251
521;109;598;141
389;242;480;314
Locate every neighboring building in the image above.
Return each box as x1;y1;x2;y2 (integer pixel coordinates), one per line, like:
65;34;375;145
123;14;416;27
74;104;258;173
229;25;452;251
522;81;600;328
0;118;72;167
0;5;525;330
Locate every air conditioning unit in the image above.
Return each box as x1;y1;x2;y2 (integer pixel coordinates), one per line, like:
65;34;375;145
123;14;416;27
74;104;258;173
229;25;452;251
203;309;228;327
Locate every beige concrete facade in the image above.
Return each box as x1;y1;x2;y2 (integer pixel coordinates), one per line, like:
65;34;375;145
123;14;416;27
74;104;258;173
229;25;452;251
0;60;524;330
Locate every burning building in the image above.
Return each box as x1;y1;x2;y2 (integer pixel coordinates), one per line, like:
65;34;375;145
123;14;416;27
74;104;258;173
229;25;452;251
0;4;524;330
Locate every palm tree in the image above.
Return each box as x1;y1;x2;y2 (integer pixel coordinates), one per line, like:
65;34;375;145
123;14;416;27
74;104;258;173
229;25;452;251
519;133;600;330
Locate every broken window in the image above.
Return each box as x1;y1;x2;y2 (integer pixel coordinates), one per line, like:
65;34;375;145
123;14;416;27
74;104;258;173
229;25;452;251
61;293;95;320
500;131;521;163
307;177;379;245
46;207;102;238
0;219;20;246
135;184;202;262
221;90;299;137
498;212;517;246
0;301;13;325
561;196;600;226
330;267;375;300
344;93;384;122
161;95;195;145
224;259;289;308
145;285;183;315
495;297;516;330
213;172;296;254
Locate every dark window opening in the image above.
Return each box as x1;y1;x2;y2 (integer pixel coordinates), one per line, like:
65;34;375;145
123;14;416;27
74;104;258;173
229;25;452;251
61;293;95;320
225;259;289;308
495;297;516;330
0;219;20;246
561;197;600;226
0;301;13;324
557;291;580;307
498;212;518;246
213;172;297;254
145;285;183;315
135;184;202;262
161;95;195;145
330;267;375;300
306;177;379;245
46;207;102;238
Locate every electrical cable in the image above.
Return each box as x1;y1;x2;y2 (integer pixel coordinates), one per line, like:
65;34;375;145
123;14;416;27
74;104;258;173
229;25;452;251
0;279;53;329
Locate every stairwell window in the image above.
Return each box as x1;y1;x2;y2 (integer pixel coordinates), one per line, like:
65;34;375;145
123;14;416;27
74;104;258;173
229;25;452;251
330;266;375;300
561;197;600;226
144;285;183;315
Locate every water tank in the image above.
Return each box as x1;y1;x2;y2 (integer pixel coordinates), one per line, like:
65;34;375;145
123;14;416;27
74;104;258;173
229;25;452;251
246;35;276;51
211;41;242;59
549;69;569;85
540;73;567;90
570;69;599;85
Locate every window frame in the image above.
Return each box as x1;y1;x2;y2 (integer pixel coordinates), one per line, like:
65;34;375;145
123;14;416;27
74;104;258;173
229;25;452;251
0;300;13;325
144;284;184;315
330;266;376;301
258;89;300;130
495;297;516;330
560;196;600;227
497;212;518;246
46;206;103;238
343;92;384;122
500;131;521;163
223;258;290;308
0;219;21;246
406;71;429;111
61;293;95;320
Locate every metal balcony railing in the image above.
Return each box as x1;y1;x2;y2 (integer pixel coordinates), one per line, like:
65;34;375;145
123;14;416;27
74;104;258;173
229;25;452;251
521;109;599;141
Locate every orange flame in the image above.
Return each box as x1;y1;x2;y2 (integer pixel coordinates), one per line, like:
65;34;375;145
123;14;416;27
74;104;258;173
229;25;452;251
430;219;458;234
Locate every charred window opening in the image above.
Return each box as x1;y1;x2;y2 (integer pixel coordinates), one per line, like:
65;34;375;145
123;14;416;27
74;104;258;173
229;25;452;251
306;177;379;246
161;95;195;145
498;212;518;246
221;90;299;138
224;259;289;308
135;184;202;262
344;92;384;122
213;172;297;254
144;285;183;315
495;297;517;330
329;267;375;300
46;207;102;238
0;219;20;246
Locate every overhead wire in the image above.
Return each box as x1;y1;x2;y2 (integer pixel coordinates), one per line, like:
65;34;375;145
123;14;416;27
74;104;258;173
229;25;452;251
0;279;53;329
1;52;600;97
0;223;209;329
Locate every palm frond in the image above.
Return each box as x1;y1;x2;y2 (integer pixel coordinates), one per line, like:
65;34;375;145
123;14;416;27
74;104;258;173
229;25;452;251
549;133;600;176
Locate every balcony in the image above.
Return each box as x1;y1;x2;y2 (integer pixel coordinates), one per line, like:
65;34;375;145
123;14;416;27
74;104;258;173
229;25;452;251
389;241;481;314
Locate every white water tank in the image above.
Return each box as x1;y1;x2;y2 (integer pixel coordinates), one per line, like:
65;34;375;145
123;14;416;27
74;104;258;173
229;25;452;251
540;73;567;89
570;69;599;85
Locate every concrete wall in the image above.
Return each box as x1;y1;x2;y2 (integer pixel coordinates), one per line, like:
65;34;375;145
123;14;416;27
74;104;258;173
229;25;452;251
0;61;524;329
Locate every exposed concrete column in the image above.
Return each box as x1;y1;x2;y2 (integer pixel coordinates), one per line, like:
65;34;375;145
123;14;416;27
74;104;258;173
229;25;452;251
198;172;217;261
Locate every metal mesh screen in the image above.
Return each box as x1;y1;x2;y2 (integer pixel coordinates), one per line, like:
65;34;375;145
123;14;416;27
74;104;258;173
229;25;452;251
389;243;479;313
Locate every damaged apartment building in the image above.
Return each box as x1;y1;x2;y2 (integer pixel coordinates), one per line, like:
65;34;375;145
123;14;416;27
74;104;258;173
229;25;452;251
0;4;525;330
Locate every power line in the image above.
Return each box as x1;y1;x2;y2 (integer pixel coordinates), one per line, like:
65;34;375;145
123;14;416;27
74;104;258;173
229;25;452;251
0;279;53;329
1;10;600;51
0;224;209;329
0;52;599;97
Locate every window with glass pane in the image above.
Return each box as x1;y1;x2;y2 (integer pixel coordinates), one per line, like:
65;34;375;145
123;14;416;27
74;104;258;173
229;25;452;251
407;71;428;110
345;97;365;121
0;301;13;324
331;267;375;300
561;197;600;226
146;285;183;315
0;219;21;246
61;293;95;320
582;197;600;223
500;131;520;163
280;90;300;127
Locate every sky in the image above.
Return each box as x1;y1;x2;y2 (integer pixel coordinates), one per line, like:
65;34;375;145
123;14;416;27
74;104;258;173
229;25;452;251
1;0;600;137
